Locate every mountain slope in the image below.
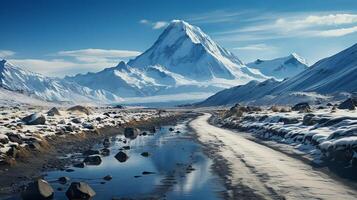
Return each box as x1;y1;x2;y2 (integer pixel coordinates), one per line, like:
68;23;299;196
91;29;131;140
65;61;222;98
128;20;266;82
196;79;281;106
247;53;308;80
198;43;357;106
0;60;122;103
271;43;357;94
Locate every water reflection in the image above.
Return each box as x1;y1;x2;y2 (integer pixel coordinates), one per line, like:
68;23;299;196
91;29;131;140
42;121;224;199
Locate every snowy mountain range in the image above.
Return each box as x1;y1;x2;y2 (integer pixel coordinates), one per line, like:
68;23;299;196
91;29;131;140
247;53;308;80
198;43;357;106
0;20;268;104
0;59;122;103
64;20;268;102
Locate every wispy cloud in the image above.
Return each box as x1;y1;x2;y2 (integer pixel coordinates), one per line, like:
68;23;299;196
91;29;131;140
140;19;168;29
213;12;357;42
317;26;357;37
187;10;249;24
8;48;142;77
57;48;141;63
0;50;15;58
233;43;274;51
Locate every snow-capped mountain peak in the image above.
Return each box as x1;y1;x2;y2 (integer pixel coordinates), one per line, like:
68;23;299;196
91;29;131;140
247;53;308;80
128;20;265;81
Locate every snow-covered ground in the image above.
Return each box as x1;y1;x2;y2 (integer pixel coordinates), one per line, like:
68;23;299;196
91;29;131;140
212;104;357;169
191;113;357;199
0;104;174;164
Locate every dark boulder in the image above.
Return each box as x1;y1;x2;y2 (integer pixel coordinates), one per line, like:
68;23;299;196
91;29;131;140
21;179;54;200
67;105;92;115
71;118;82;124
47;107;60;116
338;98;356;110
6;133;22;144
124;127;139;139
58;176;70;184
100;148;110;156
65;182;95;200
303;114;317;126
103;175;112;181
73;162;85;168
149;126;156;133
22;113;46;125
141;152;150;157
0;136;9;144
278;117;299;124
292;102;311;112
115;151;128;162
83;155;102;165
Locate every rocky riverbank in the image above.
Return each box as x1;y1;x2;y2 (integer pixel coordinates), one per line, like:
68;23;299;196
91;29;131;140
0;104;190;197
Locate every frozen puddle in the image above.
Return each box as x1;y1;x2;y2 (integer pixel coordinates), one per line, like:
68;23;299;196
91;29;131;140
43;121;224;199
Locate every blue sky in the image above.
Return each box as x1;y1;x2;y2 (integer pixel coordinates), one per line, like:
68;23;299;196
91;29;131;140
1;0;357;77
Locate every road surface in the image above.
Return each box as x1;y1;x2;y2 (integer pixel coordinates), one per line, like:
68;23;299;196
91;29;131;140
190;113;357;200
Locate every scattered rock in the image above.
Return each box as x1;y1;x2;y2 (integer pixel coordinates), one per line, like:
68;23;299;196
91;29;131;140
66;182;96;200
100;148;110;156
103;138;110;148
6;146;18;158
47;107;60;116
0;136;9;144
338;98;356;110
28;141;42;150
73;162;85;168
303;114;317;126
169;128;174;132
122;145;130;150
21;179;54;200
22;113;46;125
292;102;311;112
141;152;150;157
142;171;155;175
71;118;82;124
58;176;70;184
278;117;299;124
103;175;112;181
6;133;22;144
115;151;128;163
124;127;139;139
67;105;92;115
83;123;94;130
149;126;156;133
83;155;102;165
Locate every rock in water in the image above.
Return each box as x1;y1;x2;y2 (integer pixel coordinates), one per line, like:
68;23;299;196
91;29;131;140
83;155;102;165
124;127;139;139
338;98;356;110
292;102;311;112
47;107;60;116
67;105;92;115
115;151;128;162
141;152;150;157
58;177;70;184
66;182;96;200
22;113;46;125
21;179;54;200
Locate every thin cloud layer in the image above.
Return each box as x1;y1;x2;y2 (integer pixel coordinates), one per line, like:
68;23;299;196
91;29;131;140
0;50;15;58
7;48;142;77
140;19;168;29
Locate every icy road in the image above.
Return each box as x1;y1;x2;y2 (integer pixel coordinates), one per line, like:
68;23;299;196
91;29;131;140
190;113;357;200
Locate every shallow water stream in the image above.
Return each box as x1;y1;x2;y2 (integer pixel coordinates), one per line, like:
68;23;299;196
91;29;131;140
37;120;224;199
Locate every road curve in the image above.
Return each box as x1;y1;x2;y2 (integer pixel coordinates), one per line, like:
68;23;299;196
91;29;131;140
190;113;357;200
